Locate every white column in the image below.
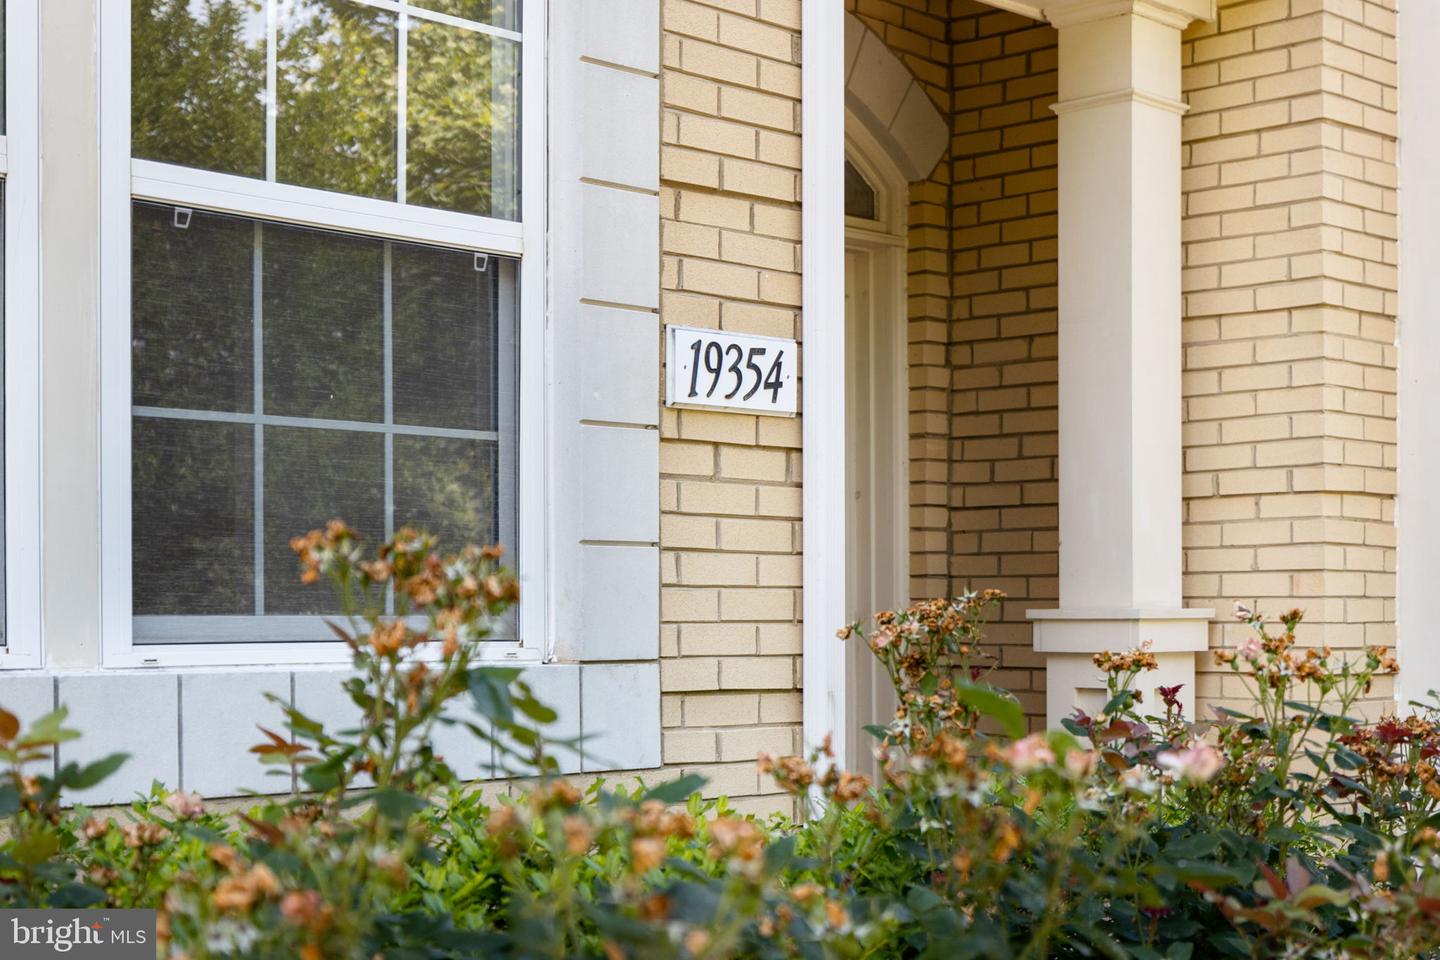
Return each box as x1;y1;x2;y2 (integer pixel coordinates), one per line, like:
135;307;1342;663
1028;0;1214;727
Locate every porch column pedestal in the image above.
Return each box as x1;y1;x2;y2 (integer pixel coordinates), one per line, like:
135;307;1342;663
1027;0;1216;727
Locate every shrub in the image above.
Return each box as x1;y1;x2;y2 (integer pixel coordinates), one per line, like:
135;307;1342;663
0;525;1438;958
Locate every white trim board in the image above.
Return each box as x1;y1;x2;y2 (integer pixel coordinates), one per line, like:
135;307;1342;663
1;0;44;671
801;0;848;762
1398;1;1440;705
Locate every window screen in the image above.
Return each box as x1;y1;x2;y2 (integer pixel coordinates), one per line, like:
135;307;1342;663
130;201;517;642
131;0;520;220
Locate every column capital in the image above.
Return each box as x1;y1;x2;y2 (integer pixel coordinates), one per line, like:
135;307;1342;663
1042;0;1214;30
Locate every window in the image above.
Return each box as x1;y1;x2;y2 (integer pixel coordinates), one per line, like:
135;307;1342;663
0;0;40;669
844;159;877;221
101;0;543;666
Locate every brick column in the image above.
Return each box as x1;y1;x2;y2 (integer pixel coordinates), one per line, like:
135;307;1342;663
1027;0;1216;727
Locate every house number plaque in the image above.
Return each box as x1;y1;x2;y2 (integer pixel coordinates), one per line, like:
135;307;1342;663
664;325;798;416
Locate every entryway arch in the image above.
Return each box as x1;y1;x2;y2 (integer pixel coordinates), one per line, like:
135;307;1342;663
843;13;948;184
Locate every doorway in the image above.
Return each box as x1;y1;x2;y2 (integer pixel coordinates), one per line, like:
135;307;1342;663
843;133;909;777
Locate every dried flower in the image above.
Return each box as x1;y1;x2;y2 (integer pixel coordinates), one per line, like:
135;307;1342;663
630;836;667;874
121;822;171;848
162;790;205;820
563;815;594;856
709;817;764;862
831;771;871;802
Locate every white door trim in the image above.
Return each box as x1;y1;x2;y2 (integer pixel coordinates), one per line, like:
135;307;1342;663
842;236;909;773
1397;0;1440;704
801;0;847;760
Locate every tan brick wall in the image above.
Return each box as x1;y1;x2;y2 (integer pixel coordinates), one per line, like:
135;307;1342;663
1180;0;1398;715
947;2;1058;725
659;0;804;816
643;0;1407;802
842;0;954;602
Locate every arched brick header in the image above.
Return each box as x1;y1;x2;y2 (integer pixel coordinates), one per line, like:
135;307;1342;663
842;13;948;182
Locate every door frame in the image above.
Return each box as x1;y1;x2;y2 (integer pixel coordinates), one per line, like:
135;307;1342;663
842;235;909;614
842;127;911;772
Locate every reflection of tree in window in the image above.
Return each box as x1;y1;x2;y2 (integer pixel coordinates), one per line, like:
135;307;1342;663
131;0;266;178
407;20;518;218
132;0;519;218
412;0;519;32
276;0;398;199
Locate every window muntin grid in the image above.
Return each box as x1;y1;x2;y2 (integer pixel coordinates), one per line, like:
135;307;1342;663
131;0;520;220
129;201;517;643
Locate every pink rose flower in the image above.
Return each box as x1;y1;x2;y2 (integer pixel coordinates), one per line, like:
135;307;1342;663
1156;742;1224;783
1005;734;1056;774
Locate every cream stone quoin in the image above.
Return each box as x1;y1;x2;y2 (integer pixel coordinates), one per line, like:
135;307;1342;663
807;0;1220;763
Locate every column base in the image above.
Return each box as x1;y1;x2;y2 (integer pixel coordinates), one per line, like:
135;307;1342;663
1026;608;1214;729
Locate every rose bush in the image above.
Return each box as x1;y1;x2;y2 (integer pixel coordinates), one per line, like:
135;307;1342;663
0;523;1437;958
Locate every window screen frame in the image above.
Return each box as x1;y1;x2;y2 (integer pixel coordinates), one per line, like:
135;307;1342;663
99;0;547;669
0;0;42;671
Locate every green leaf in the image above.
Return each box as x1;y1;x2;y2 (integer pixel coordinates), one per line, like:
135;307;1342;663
50;883;107;908
1166;860;1248;888
301;755;346;792
1331;774;1370;797
954;681;1025;738
18;707;80;748
763;833;797;872
513;691;557;725
1334;746;1365;769
64;753;128;790
372;789;428;822
11;830;59;866
1165;833;1220;859
642;773;707;804
1102;692;1135;717
862;723;891;741
1070;922;1130;960
468;670;516;726
1294;884;1350;909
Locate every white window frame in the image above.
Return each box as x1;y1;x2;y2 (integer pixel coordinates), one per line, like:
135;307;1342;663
99;0;548;669
0;0;43;671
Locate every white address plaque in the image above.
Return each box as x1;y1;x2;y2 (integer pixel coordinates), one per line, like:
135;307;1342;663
665;326;798;416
